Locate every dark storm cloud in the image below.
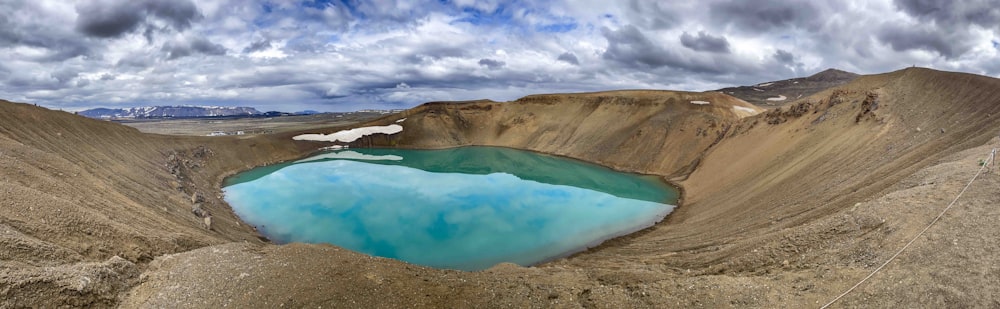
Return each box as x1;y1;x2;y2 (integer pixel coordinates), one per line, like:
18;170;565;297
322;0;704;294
75;3;144;38
75;0;202;38
601;25;672;68
0;2;93;61
773;49;795;63
116;53;156;68
51;69;80;85
878;0;1000;58
601;25;733;75
877;23;970;58
680;31;731;53
478;58;506;70
557;52;580;65
162;37;227;60
709;0;823;32
243;39;272;53
771;49;805;74
894;0;1000;28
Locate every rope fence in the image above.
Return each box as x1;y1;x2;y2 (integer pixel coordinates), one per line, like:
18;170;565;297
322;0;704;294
821;147;997;308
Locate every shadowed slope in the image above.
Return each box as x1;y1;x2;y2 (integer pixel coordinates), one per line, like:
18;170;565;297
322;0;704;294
0;101;311;306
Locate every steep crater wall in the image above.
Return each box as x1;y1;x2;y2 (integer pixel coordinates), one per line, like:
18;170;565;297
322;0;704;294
349;90;762;180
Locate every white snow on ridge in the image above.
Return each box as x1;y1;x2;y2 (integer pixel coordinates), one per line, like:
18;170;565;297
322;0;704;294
766;95;787;101
294;150;403;163
690;100;710;105
395;118;407;123
293;124;403;143
757;82;774;87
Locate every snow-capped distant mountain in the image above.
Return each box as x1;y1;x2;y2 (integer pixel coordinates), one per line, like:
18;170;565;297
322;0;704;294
79;106;261;119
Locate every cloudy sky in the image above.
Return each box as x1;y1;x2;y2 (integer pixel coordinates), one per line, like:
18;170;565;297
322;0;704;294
1;0;999;112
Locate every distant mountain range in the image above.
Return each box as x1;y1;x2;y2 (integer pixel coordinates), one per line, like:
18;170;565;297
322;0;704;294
717;69;860;107
79;106;262;119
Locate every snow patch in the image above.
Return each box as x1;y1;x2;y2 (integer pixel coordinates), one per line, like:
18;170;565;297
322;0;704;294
395;118;407;123
690;100;710;105
295;151;403;163
752;88;765;92
733;106;759;115
757;82;774;87
293;124;403;143
766;95;787;101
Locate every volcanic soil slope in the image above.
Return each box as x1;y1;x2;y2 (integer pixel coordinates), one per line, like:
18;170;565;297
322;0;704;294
2;67;1000;308
0;102;318;307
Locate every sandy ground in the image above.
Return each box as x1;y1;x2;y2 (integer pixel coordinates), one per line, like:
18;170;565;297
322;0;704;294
3;67;1000;308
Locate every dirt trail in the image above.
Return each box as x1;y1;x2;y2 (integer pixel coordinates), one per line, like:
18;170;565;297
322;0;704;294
3;68;1000;307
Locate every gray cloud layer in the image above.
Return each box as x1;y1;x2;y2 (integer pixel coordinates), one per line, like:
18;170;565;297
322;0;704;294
680;32;731;53
75;0;202;38
0;0;998;112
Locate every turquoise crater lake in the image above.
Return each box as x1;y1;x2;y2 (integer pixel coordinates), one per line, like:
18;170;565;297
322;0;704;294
223;147;678;271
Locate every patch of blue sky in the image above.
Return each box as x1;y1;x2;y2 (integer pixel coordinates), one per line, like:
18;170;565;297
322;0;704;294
300;0;361;15
255;0;359;28
993;40;999;49
300;0;341;9
452;5;515;26
535;21;577;33
448;3;579;37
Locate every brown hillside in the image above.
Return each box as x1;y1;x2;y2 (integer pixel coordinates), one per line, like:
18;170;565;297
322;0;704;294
570;68;1000;272
0;101;318;306
358;90;762;179
4;68;1000;307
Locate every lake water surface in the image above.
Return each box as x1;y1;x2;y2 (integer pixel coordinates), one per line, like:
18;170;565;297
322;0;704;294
224;147;678;271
